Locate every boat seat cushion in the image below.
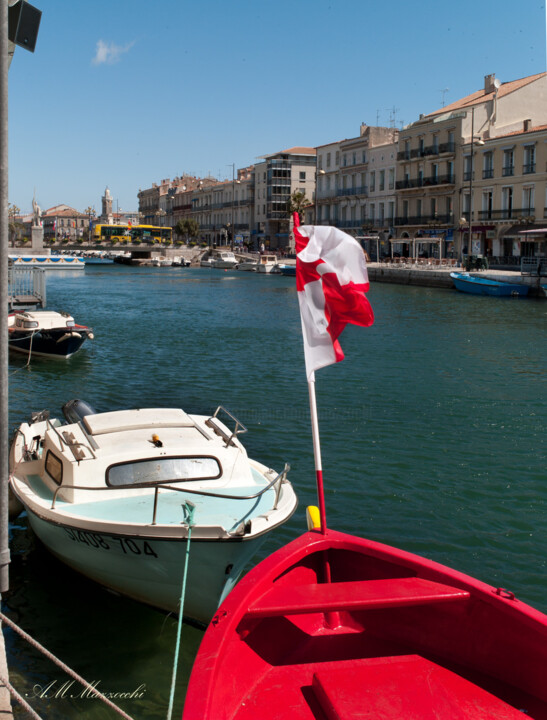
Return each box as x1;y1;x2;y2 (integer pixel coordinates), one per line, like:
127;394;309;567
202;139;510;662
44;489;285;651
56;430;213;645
312;655;528;719
83;408;195;435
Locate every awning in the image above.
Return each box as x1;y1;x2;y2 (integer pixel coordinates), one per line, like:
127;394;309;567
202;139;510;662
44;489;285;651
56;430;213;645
518;228;547;235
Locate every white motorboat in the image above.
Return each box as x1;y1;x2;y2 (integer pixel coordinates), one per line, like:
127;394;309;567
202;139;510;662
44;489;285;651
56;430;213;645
9;401;298;625
236;258;259;272
256;255;279;273
152;257;173;267
212;251;238;268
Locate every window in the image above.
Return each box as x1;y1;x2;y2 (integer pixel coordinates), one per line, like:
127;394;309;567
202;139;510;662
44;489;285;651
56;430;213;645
45;451;63;485
502;187;513;218
352;152;357;165
362;150;367;163
388;201;395;220
388;168;395;190
523;145;536;174
326;153;331;168
503;149;514;176
379;202;385;224
483;152;494;179
369;203;375;222
522;186;535;213
107;456;221;487
369;171;376;192
299;171;306;181
481;190;493;219
379;170;385;191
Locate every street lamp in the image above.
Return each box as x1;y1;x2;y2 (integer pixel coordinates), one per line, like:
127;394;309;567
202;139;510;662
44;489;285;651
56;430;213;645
315;169;325;224
462;105;485;264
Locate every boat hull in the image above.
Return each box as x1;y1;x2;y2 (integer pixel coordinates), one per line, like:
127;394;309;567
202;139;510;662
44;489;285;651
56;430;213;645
8;326;92;358
184;528;547;719
21;507;266;625
450;272;529;297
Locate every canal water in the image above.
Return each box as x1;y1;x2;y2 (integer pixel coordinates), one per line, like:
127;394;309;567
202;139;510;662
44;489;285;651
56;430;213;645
4;265;547;718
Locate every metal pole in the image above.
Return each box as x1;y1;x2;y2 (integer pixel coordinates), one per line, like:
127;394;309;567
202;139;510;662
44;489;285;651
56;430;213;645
468;107;474;260
231;163;235;251
0;0;11;593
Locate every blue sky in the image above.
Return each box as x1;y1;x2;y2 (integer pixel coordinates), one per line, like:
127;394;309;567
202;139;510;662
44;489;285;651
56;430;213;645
8;0;547;215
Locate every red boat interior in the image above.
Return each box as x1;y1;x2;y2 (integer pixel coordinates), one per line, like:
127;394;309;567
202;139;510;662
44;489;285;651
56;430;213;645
195;536;547;719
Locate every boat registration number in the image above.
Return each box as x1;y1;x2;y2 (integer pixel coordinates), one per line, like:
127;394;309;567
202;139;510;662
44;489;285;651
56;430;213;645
63;528;158;558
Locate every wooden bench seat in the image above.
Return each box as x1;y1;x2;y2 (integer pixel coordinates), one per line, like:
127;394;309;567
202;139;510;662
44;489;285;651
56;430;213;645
246;576;470;618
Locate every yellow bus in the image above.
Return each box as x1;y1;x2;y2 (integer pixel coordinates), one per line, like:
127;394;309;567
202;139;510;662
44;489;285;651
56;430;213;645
92;224;172;244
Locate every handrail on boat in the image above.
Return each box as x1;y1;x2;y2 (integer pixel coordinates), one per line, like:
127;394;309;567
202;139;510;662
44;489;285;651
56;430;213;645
50;463;291;525
205;406;248;448
44;417;97;462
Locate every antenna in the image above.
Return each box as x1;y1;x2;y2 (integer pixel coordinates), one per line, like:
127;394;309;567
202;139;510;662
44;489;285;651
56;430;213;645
439;88;449;106
385;106;399;128
376;109;381;125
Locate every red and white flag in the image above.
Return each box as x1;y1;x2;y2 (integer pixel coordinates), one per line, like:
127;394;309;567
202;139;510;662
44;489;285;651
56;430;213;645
294;213;374;380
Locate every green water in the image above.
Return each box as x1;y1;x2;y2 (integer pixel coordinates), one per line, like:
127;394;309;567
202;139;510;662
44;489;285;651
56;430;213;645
4;265;547;718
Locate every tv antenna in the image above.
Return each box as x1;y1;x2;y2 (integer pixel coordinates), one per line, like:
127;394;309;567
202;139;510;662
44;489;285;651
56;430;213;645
385;107;399;128
439;87;449;106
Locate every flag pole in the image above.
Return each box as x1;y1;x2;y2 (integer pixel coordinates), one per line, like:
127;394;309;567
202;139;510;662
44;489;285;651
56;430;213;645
308;377;327;534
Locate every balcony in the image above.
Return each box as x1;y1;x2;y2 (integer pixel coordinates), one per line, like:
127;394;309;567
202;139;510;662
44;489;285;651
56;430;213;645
502;165;514;177
397;150;411;160
438;141;455;154
394;214;454;226
337;186;368;197
396;174;455;190
482;169;494;179
523;163;536;174
477;208;535;221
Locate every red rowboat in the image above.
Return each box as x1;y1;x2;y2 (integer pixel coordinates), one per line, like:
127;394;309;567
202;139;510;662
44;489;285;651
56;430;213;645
183;522;547;719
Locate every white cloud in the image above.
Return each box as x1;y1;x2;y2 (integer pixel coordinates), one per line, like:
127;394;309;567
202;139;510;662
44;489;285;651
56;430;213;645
92;39;134;65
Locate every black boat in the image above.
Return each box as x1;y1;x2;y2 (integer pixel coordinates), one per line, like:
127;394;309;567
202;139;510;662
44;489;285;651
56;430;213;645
8;310;94;359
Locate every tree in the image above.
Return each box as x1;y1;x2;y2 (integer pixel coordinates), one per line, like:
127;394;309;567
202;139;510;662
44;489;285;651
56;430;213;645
288;191;310;222
176;218;200;244
8;203;21;246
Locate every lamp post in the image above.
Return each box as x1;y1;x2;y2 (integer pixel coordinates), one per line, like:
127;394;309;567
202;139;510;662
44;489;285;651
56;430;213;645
315;169;325;224
462;106;485;265
227;163;236;251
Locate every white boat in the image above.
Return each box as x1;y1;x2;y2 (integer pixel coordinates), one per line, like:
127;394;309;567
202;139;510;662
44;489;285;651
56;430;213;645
9;401;298;625
212;251;238;268
236;258;259;271
152;256;173;267
9;255;85;270
256;255;279;273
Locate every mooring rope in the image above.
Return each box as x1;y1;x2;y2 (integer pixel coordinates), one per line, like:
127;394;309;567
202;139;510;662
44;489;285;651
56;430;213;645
0;612;135;719
8;328;37;376
166;500;196;720
0;673;43;719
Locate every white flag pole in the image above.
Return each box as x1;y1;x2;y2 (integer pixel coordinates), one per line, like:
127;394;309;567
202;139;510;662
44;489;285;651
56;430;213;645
307;376;328;535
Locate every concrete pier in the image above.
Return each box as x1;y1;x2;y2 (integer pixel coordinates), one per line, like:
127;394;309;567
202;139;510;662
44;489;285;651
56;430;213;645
0;613;13;717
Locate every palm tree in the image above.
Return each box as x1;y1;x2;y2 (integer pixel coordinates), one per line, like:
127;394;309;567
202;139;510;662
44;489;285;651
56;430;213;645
288;191;310;222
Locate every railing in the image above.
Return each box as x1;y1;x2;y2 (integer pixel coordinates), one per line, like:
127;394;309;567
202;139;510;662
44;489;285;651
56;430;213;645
337;186;368;197
521;257;547;275
8;267;47;310
477;208;534;221
50;463;292;526
523;163;536;174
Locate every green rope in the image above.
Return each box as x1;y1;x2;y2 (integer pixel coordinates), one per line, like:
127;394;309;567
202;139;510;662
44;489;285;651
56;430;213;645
166;500;196;720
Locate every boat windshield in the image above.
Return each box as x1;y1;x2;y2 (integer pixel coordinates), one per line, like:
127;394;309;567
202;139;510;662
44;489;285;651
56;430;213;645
107;456;221;487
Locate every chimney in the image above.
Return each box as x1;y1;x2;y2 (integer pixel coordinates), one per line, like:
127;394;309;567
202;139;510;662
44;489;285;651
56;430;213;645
484;74;497;93
360;123;368;136
523;119;532;131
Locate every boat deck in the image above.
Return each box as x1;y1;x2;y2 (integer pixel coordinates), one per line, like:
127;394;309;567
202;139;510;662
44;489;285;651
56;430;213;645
25;473;278;530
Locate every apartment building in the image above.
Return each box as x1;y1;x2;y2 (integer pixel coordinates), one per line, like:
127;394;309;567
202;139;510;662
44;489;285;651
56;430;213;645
316;125;398;257
254;147;316;250
395;71;547;259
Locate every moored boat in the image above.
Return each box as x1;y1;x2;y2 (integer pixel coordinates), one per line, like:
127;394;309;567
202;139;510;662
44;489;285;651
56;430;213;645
8;310;94;359
9;401;298;625
236;258;259;271
9;255;85;270
450;271;529;297
277;263;296;276
184;518;547;719
212;251;238;268
255;255;278;273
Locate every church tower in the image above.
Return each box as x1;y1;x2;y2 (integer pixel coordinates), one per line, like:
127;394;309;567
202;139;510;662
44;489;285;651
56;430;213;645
101;187;113;224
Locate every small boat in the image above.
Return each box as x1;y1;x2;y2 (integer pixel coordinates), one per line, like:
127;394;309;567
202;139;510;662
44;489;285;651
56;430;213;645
256;255;278;273
450;271;529;297
9;255;85;270
277;263;296;276
152;256;173;267
9;401;298;625
212;251;238;269
8;310;94;359
184;518;547;719
236;258;259;272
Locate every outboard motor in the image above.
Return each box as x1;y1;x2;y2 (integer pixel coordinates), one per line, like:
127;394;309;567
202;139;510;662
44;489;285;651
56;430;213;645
62;399;97;424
